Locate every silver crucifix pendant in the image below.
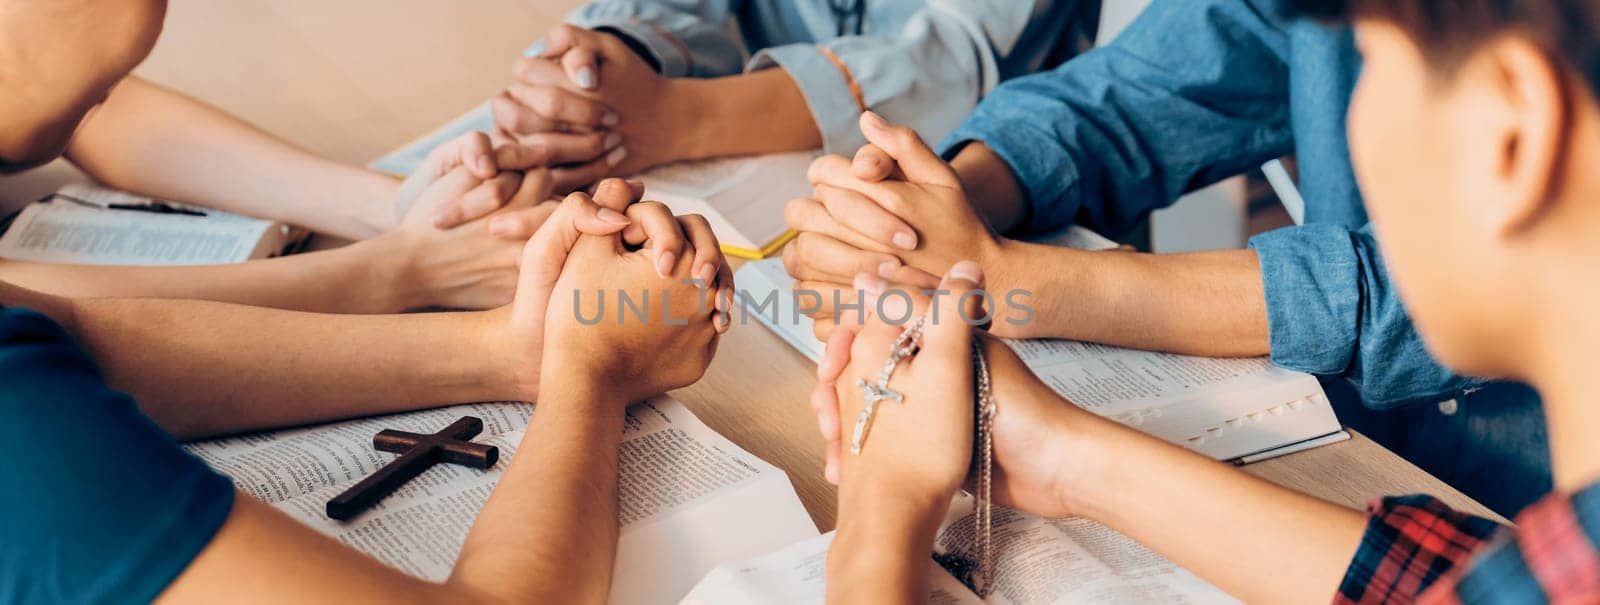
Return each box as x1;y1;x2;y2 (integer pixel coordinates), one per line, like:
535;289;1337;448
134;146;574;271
850;378;904;454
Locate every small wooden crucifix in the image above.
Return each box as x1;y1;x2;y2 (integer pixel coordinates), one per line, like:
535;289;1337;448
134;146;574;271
325;416;500;521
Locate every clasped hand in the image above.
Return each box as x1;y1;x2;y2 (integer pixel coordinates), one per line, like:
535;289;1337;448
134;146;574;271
490;24;682;183
783;113;1013;341
499;178;733;405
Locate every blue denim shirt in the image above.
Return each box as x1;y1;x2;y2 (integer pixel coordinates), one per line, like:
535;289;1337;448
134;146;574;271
941;0;1548;514
567;0;1097;154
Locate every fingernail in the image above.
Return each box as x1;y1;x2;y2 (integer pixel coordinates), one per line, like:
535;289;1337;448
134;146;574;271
602;112;621;127
575;67;597;89
696;263;715;286
603;132;622;149
816;413;832;438
949;260;984;285
891;231;917;251
523;40;547;58
597;207;630;224
606;146;628;167
825;458;839;484
489;216;514;236
877;260;899;279
861;110;888;132
853;272;887;295
716;311;731;328
656;251;676;277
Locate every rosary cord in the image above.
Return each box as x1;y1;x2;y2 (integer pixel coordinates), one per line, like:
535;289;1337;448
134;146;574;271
973;339;996;597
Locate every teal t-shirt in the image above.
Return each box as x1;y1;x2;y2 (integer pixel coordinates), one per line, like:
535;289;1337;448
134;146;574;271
0;307;234;603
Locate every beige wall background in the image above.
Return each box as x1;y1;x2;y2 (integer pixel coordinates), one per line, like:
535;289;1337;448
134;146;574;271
137;0;587;163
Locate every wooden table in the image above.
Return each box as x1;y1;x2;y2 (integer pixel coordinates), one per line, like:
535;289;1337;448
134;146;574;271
18;0;1505;528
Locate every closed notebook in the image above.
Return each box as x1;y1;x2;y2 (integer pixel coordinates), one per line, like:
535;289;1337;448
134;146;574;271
370;104;807;259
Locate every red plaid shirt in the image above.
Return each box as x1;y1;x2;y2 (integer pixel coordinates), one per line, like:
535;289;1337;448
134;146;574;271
1335;483;1600;604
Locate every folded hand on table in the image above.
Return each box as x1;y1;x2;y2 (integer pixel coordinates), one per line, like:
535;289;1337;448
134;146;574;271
519;179;733;406
811;261;1100;521
783;113;1014;340
492;24;703;181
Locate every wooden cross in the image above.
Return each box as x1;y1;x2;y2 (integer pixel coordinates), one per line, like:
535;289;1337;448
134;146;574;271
325;416;500;521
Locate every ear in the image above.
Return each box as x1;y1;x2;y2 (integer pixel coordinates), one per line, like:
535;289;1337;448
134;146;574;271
1473;34;1570;238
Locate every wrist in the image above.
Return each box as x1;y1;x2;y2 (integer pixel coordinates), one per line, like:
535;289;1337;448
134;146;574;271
474;307;541;401
835;482;948;551
829;487;944;594
349;234;427;313
322;169;402;240
533;364;629;422
662;78;715;162
1027;385;1128;523
951;142;1028;233
983;239;1039;339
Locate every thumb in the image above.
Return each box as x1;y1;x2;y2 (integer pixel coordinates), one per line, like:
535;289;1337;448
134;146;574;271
919;260;986;364
510;192;631;326
857;111;960;188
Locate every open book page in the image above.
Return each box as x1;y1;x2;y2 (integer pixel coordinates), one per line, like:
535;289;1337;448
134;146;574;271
184;402;532;504
685;497;1238;605
0;192;277;265
268;398;818;604
681;532;984;605
734;226;1342;462
934;497;1237;605
1002;340;1343;461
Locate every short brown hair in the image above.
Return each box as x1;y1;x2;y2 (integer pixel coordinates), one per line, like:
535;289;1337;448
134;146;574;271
1286;0;1600;95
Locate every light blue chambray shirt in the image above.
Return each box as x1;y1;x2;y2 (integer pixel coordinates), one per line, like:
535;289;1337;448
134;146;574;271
566;0;1097;154
940;0;1549;515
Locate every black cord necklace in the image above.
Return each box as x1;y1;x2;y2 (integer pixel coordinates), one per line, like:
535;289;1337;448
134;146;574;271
827;0;866;36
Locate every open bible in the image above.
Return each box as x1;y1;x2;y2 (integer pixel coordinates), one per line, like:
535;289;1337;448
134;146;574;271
684;495;1238;604
185;397;819;604
0;183;304;265
734;226;1347;464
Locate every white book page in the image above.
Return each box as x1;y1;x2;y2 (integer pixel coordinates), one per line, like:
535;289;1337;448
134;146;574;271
185;402;533;504
934;498;1237;605
0;198;272;265
271;398;817;604
684;497;1238;605
681;532;984;605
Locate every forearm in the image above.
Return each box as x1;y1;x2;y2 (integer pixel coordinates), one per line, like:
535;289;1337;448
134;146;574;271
949;142;1029;233
1064;407;1364;603
994;242;1270;357
672;69;823;160
65;77;398;239
452;378;626;603
0;238;418;314
66;298;520;440
828;489;945;604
